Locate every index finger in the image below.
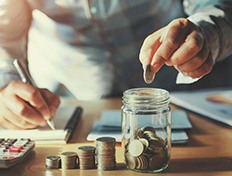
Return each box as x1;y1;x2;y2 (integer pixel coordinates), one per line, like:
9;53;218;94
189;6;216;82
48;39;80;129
40;88;60;117
9;81;51;120
139;28;163;69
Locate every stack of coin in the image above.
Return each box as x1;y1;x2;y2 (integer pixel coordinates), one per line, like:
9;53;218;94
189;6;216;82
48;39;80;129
60;152;78;169
46;156;61;169
96;137;116;170
125;126;168;171
77;146;96;169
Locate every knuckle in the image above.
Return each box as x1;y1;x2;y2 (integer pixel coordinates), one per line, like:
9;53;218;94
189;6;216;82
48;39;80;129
171;56;182;65
29;88;40;100
193;56;205;66
166;37;179;48
41;88;49;92
19;120;27;127
18;105;28;117
188;37;203;53
170;18;190;28
203;61;213;73
187;71;201;78
199;48;209;61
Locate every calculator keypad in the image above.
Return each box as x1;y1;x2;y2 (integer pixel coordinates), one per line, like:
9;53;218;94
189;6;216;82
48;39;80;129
0;138;35;168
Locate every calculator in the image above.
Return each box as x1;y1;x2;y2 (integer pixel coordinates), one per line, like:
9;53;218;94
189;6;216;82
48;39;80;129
0;138;35;168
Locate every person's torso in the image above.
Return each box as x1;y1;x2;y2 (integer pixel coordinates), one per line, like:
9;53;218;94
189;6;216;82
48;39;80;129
27;0;185;98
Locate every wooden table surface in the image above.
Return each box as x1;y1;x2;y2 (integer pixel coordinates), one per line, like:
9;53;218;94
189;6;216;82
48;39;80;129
1;98;232;176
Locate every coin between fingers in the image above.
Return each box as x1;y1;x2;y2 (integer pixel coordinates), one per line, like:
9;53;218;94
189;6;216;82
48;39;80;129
143;64;155;84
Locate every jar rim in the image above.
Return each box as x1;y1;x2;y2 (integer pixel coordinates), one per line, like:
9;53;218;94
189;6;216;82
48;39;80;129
123;88;170;106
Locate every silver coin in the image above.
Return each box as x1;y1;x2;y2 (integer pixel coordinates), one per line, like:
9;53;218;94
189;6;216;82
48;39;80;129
46;156;61;169
96;137;116;171
143;64;155;84
78;145;96;170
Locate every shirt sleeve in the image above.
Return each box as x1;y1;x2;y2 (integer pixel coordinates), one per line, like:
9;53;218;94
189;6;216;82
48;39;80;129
183;0;232;63
0;0;32;87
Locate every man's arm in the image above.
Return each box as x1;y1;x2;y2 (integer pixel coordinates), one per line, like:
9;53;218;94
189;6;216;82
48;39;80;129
0;0;32;87
139;0;232;81
184;0;232;62
0;1;60;130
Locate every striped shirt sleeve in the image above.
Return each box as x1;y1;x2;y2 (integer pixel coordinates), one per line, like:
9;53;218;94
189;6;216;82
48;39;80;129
183;0;232;63
0;0;32;87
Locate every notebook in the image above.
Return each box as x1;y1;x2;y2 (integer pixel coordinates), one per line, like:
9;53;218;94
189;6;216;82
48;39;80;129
170;88;232;126
0;106;82;144
87;110;192;144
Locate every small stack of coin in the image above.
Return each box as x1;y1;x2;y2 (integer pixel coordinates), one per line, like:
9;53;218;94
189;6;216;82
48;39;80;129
125;126;168;171
96;137;116;170
77;146;96;169
46;156;61;169
60;152;78;169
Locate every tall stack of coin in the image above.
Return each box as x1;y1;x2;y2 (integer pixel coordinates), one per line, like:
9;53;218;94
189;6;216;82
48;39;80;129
46;156;61;169
77;146;96;169
124;126;168;171
60;152;78;169
96;137;116;170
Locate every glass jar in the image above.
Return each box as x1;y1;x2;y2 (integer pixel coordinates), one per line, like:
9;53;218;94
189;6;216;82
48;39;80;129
122;88;171;173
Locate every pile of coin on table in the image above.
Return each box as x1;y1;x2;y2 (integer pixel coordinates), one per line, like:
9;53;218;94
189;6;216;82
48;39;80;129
45;137;116;170
124;126;169;171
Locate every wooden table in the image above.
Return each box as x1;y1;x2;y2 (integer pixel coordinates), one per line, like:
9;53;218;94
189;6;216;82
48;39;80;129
1;98;232;176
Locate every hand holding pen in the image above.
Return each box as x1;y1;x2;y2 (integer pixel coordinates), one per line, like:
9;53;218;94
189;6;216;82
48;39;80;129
13;59;60;130
0;59;60;130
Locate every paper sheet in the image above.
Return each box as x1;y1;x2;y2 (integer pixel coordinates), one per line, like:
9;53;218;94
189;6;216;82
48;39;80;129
0;106;77;144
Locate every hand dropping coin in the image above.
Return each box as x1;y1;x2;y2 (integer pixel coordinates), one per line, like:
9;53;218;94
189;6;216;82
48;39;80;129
143;64;155;84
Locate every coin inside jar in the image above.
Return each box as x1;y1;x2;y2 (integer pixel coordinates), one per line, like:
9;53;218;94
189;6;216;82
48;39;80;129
128;139;144;157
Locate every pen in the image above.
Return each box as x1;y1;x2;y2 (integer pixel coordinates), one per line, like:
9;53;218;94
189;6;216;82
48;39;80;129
13;59;56;130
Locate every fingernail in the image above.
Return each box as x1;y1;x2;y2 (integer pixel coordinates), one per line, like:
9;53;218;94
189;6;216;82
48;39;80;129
150;63;161;73
44;115;51;120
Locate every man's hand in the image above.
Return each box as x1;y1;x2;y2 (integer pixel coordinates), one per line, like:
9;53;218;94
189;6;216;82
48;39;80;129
139;18;213;79
0;80;60;129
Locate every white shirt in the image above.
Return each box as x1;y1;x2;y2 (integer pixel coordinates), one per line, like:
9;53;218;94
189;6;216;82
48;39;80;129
0;0;232;99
